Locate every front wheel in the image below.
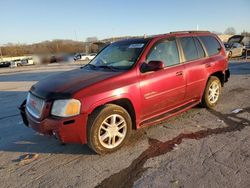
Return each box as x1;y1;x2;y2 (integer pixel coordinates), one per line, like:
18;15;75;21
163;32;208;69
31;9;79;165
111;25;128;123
87;104;132;154
201;76;221;109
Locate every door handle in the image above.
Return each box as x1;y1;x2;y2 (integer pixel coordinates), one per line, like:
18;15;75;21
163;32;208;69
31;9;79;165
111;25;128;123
176;71;183;76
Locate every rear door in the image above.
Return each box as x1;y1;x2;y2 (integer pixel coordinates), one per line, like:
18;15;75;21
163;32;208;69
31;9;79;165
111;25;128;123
178;36;207;101
139;38;186;120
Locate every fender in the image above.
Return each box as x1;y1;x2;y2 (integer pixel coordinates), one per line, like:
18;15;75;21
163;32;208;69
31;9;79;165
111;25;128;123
86;93;141;126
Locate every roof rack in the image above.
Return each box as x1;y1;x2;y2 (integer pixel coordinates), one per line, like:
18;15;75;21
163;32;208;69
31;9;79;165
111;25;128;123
169;30;210;34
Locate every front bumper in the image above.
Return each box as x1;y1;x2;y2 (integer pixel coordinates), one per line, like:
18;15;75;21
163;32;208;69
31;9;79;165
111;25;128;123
19;100;88;144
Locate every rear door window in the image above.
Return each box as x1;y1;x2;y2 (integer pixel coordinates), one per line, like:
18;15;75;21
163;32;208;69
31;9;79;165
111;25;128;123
194;37;206;58
179;37;199;61
147;39;180;67
199;36;221;56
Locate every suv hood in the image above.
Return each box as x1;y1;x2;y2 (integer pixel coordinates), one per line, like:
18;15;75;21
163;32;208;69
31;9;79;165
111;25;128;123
30;68;121;100
228;35;244;44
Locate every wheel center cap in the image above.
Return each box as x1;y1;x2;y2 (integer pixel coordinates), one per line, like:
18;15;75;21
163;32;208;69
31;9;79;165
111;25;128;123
108;126;118;136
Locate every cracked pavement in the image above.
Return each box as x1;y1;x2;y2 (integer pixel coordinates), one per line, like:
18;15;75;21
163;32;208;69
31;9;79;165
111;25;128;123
0;62;249;188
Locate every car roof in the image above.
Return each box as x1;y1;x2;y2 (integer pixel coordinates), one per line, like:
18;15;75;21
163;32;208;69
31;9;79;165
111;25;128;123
152;30;214;39
114;31;215;44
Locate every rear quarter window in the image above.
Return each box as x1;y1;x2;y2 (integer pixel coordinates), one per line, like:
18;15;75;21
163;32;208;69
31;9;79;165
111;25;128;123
199;36;221;56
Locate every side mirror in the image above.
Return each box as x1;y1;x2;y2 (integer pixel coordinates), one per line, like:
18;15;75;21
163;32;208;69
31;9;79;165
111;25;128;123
141;61;164;73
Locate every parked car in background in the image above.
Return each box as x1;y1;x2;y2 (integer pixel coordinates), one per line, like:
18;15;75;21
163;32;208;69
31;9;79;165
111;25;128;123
87;53;97;60
12;59;22;66
11;58;35;67
227;43;245;58
20;31;230;154
73;53;83;61
226;35;245;58
74;53;97;61
0;61;11;68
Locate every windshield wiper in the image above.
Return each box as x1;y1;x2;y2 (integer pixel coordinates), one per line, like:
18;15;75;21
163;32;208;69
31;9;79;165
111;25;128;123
97;65;119;71
82;64;120;71
82;64;97;70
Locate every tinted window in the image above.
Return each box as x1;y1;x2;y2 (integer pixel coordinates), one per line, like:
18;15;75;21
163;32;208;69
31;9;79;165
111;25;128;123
180;37;199;61
194;37;205;58
199;36;221;56
147;39;180;67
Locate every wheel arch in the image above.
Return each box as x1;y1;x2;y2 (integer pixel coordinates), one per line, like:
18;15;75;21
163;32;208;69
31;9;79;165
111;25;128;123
209;71;225;86
88;97;137;130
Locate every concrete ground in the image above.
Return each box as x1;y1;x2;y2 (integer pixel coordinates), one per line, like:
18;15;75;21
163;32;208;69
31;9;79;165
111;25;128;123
0;61;249;188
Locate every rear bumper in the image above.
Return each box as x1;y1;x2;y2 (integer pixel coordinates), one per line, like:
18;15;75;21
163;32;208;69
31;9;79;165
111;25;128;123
19;100;88;144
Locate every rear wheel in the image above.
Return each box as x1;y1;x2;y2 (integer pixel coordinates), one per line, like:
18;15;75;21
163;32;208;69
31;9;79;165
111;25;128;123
201;76;221;109
87;104;132;154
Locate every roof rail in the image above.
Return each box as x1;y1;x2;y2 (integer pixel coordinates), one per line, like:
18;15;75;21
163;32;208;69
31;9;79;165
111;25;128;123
169;30;210;34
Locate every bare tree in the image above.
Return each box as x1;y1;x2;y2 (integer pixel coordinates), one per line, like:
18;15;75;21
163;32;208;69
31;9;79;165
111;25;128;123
86;37;98;43
212;31;222;35
224;27;236;35
241;31;250;37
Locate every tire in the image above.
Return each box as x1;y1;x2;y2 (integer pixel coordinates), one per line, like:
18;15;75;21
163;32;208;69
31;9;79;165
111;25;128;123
201;76;221;109
87;104;132;154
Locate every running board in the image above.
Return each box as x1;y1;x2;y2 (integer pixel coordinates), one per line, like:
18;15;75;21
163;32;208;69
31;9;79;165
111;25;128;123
140;101;200;127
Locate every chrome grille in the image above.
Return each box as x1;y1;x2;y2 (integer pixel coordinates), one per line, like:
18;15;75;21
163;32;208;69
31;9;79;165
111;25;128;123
26;93;45;119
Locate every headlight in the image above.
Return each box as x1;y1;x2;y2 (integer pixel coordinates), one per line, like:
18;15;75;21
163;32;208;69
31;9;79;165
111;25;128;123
51;99;81;117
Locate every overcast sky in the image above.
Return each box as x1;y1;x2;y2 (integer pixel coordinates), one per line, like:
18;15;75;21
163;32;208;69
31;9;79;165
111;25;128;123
0;0;250;45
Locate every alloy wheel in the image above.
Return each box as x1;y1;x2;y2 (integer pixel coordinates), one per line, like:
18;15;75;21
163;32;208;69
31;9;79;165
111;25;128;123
208;81;220;104
98;114;127;149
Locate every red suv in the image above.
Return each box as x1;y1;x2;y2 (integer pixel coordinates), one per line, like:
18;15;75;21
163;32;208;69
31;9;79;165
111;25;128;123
20;31;230;154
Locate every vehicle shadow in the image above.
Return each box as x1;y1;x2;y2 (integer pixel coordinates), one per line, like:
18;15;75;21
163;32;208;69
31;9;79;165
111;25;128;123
1;132;95;155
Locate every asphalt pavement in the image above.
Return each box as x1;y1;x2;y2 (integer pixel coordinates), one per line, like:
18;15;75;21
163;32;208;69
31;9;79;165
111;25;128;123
0;61;249;188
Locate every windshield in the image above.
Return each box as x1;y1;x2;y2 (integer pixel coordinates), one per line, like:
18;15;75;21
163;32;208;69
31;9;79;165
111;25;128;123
89;40;148;70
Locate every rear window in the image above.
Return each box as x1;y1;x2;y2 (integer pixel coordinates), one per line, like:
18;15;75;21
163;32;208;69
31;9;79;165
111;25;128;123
180;37;199;61
199;36;221;56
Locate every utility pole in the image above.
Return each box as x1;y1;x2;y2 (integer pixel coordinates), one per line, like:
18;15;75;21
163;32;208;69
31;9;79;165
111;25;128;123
0;46;3;61
196;24;199;31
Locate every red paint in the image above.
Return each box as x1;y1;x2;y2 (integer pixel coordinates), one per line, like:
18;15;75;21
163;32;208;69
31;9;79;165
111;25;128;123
22;31;229;144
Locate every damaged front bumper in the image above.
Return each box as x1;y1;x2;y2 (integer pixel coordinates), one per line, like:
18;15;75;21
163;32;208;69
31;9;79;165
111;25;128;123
19;100;88;144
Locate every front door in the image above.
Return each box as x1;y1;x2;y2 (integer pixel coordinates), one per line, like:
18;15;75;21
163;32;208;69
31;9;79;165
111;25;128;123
139;38;186;120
